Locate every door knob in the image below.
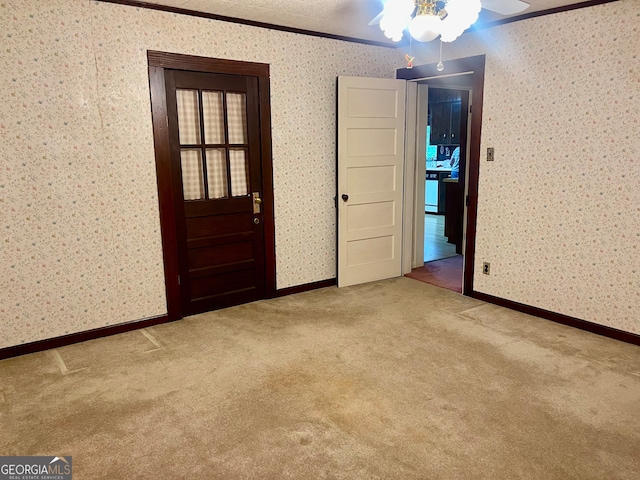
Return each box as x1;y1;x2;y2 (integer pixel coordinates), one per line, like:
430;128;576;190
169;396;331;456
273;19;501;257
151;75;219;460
341;194;349;202
253;218;260;225
252;192;262;214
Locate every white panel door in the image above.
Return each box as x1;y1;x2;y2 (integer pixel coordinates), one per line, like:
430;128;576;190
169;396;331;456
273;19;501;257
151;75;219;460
337;76;406;287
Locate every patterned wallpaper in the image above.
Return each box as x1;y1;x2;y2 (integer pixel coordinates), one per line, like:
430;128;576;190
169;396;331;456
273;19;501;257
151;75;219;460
411;0;639;334
0;0;400;348
2;0;638;349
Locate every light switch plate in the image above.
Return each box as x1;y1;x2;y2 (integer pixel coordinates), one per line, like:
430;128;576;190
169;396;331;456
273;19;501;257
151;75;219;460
487;147;495;161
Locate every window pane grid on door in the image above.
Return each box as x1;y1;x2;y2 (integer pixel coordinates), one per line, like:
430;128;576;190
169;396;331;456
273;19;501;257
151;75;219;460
177;88;251;202
202;90;225;145
180;149;205;200
206;148;228;199
229;149;249;197
226;93;248;145
176;89;201;145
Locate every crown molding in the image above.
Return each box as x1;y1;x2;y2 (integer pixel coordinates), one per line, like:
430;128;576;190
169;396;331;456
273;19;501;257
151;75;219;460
471;0;621;32
94;0;398;48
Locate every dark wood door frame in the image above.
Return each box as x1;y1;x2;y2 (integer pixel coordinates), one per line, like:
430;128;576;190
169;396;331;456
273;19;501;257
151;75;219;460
148;51;276;320
397;54;485;295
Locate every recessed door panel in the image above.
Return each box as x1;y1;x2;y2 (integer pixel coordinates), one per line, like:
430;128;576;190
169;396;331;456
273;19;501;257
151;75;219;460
347;236;394;266
186;213;253;240
347;202;395;232
188;241;253;271
190;269;255;301
347;165;396;194
347;88;398;118
346;128;397;157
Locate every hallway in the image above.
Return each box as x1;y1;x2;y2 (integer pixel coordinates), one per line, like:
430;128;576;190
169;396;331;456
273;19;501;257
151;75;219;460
424;214;457;263
407;255;463;293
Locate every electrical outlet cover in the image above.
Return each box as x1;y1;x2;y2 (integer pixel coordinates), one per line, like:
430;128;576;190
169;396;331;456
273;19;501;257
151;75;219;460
487;147;494;161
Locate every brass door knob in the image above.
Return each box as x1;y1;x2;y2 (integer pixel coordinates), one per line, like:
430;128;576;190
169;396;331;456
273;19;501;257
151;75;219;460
252;192;262;214
253;218;260;225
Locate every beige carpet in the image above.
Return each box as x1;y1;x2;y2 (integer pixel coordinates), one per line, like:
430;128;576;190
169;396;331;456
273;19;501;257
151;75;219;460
1;277;639;479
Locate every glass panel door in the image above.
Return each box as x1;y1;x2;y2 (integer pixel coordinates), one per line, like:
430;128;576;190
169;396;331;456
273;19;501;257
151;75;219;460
176;88;250;201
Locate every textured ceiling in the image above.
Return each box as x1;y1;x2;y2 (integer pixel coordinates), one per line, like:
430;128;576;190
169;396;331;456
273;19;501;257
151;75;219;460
142;0;601;45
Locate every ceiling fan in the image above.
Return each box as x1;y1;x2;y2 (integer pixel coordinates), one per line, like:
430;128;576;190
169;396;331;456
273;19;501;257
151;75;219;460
370;0;531;43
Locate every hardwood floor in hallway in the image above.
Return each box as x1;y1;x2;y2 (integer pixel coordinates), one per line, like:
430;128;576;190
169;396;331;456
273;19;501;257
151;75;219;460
424;214;457;263
406;255;463;293
413;214;463;293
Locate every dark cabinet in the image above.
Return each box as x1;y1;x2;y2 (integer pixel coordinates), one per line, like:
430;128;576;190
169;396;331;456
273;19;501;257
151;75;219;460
450;102;461;144
429;101;461;145
428;88;462;146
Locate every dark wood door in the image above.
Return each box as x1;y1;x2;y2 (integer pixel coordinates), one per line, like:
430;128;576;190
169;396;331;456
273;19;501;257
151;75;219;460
165;70;265;315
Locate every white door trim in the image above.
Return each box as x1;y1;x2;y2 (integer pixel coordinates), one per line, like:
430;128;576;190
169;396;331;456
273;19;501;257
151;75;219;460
412;84;429;269
402;81;418;275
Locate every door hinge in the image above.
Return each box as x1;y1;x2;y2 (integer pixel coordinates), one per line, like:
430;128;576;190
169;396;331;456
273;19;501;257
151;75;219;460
465;195;470;207
469;104;472;114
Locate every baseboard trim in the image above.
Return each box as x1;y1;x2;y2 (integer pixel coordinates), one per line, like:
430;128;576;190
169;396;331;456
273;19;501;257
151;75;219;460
0;314;171;361
275;278;337;297
1;279;338;360
470;291;640;346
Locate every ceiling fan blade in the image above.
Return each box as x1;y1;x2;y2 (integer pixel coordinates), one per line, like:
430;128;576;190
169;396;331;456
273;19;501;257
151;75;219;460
368;10;384;26
482;0;530;16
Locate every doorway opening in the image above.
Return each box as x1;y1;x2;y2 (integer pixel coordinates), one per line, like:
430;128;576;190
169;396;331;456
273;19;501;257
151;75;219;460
397;55;485;295
414;81;471;292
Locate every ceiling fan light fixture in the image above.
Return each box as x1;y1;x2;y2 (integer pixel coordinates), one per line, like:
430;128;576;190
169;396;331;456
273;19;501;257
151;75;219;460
408;14;441;43
378;0;415;41
439;0;482;42
374;0;487;43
